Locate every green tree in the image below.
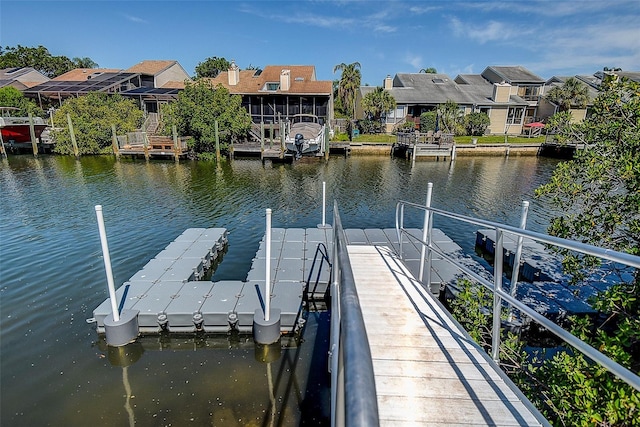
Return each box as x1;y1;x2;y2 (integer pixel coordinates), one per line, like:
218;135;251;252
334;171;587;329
419;67;437;73
50;92;142;155
361;86;396;131
0;86;44;117
0;45;87;78
72;57;98;68
194;56;231;79
333;62;362;122
437;100;465;135
419;111;437;132
463;112;490;136
534;77;640;425
544;77;589;112
545;111;574;144
163;79;251;153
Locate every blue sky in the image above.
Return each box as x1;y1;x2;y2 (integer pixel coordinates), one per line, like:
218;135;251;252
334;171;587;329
2;0;639;85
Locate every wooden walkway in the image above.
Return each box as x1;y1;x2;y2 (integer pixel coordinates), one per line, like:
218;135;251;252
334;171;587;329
347;244;548;426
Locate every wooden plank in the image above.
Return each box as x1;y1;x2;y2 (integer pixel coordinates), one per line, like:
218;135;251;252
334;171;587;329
347;244;545;426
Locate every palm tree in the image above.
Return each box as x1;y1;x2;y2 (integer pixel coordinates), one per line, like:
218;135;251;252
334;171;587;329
545;77;589;112
333;62;362;122
361;86;396;130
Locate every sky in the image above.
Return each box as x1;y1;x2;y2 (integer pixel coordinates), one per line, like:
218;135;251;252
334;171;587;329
1;0;639;85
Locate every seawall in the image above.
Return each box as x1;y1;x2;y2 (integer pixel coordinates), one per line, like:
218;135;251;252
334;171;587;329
346;143;541;156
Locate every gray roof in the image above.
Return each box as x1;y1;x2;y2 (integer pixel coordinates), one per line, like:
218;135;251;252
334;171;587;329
615;71;640;83
545;76;600;102
454;74;491;86
363;72;526;106
0;67;36;79
482;66;545;84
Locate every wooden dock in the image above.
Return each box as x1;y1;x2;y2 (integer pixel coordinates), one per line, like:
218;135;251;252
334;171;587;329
348;244;548;426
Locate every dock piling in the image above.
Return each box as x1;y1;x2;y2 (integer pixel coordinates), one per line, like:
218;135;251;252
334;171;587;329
95;205;139;346
318;181;331;229
254;208;281;344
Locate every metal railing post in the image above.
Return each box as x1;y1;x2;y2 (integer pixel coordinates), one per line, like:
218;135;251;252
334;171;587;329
419;183;433;282
394;199;640;391
508;201;529;320
491;228;504;362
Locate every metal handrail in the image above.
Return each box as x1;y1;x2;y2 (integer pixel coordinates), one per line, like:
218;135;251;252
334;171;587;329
330;200;379;427
395;199;640;393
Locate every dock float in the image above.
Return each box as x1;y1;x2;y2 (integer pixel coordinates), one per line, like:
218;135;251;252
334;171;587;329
348;244;548;426
93;226;479;336
93;227;333;335
474;229;622;319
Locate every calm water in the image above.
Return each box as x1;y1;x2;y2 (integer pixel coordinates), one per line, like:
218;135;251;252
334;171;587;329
0;154;560;426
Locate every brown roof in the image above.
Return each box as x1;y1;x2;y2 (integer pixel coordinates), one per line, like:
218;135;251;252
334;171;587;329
20;81;46;88
161;80;187;89
125;60;177;75
52;68;122;81
208;65;331;95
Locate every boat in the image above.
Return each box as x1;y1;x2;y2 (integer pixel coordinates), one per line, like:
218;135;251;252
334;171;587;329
0;107;48;152
284;114;325;157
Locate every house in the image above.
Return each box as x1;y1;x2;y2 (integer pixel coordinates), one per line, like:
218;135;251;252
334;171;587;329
364;71;530;135
0;67;49;90
207;62;333;128
23;60;190;113
537;76;599;123
122;60;191;114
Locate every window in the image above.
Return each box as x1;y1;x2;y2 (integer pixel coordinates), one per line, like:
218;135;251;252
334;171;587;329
265;82;279;91
507;107;524;125
479;107;491;117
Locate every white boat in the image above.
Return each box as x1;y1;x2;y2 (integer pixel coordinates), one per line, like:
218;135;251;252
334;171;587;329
285;114;325;157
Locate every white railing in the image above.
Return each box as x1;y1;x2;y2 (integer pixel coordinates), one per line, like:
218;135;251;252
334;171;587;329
395;192;640;393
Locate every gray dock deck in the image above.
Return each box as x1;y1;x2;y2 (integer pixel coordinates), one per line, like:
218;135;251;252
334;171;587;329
93;227;476;335
348;244;548;426
93;227;333;334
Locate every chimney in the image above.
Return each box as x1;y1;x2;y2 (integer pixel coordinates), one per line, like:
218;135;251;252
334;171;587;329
280;69;290;91
492;82;511;103
384;75;393;90
228;60;240;86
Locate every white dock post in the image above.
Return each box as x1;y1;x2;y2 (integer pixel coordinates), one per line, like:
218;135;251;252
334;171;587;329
254;208;281;344
265;208;271;322
318;181;331;229
96;205;120;322
95;205;139;346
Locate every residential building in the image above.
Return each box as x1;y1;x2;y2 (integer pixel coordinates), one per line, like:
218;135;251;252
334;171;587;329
538;76;599;123
208;62;333;128
0;67;49;90
362;70;531;135
23;60;190;113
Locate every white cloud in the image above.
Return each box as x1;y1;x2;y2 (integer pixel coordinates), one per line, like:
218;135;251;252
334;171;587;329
124;14;148;24
450;17;531;44
404;53;423;70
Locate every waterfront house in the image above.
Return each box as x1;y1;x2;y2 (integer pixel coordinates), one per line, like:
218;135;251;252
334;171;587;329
24;60;190;113
207;62;333;133
364;70;531;135
0;67;49;90
121;60;191;114
537;76;599;123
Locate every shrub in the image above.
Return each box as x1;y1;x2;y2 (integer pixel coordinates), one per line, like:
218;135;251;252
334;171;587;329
464;112;490;136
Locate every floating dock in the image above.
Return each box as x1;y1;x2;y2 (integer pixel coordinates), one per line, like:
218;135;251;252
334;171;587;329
474;229;628;319
93;227;333;335
92;226;473;336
